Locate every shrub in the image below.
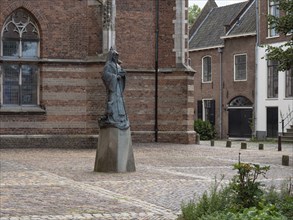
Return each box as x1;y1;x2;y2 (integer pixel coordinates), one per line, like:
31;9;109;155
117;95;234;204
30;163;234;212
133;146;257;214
230;163;270;210
179;163;293;220
199;204;286;220
180;176;233;219
264;180;293;219
194;119;215;140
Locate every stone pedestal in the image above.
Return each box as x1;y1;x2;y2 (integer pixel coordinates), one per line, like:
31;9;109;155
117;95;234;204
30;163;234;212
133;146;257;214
94;127;135;172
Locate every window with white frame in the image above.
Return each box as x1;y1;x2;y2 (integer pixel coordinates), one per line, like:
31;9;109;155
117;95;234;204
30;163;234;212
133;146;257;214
1;9;40;106
285;68;293;97
267;60;279;98
197;99;215;125
202;56;212;82
234;54;247;81
268;0;280;37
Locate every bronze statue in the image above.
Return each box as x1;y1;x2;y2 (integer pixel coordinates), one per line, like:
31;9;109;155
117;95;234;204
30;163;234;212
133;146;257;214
95;48;135;173
99;48;130;130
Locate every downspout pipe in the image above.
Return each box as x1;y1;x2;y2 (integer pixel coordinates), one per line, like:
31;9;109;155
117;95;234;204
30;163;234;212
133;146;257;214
218;47;223;139
254;0;259;139
155;0;159;142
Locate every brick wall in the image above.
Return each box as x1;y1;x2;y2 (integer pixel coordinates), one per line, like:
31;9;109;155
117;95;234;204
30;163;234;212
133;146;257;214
258;0;291;45
0;0;195;147
116;0;177;69
190;48;221;135
222;37;256;137
190;36;256;138
0;0;102;58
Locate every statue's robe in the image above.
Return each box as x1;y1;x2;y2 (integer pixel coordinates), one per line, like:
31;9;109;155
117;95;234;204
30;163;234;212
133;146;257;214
99;61;129;130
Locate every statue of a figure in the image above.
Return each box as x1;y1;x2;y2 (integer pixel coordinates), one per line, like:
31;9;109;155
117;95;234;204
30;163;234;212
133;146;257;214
95;48;135;173
99;48;130;130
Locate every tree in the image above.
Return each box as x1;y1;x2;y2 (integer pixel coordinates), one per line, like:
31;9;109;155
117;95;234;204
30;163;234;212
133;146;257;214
266;0;293;71
188;4;201;27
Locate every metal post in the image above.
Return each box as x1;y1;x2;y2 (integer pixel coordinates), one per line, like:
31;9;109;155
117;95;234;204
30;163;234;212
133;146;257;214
278;135;282;151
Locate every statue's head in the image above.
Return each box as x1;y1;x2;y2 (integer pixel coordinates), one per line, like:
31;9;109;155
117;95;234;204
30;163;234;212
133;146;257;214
108;47;119;63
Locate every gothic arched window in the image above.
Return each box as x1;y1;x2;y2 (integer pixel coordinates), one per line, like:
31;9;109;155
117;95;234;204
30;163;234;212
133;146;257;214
1;8;40;106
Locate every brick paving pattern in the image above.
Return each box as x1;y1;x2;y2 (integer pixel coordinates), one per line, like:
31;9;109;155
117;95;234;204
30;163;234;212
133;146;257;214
0;141;292;219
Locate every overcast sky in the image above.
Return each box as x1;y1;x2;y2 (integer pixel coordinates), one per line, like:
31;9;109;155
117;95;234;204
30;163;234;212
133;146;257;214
189;0;248;8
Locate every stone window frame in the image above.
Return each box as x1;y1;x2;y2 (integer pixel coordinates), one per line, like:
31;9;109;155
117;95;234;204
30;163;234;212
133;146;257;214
234;53;247;81
202;56;212;83
0;8;44;113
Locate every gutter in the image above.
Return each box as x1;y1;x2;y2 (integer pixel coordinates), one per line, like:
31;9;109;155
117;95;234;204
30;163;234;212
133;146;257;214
220;32;256;39
189;45;224;52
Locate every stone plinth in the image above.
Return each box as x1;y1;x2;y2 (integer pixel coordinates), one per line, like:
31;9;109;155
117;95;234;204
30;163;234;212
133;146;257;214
94;127;135;172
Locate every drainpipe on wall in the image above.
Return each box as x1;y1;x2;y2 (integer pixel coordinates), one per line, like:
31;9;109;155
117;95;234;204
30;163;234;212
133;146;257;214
218;47;223;139
155;0;159;142
254;0;259;139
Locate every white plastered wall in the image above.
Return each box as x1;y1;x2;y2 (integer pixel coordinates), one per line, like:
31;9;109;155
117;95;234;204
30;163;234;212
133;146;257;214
256;42;293;136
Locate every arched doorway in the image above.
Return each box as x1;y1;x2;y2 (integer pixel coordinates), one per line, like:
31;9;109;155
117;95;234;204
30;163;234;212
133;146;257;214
228;96;253;138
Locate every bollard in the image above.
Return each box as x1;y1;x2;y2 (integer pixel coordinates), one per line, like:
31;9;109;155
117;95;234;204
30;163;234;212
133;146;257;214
258;143;264;150
282;155;289;166
226;140;231;148
278;135;282;151
210;140;214;146
241;142;247;149
195;133;200;145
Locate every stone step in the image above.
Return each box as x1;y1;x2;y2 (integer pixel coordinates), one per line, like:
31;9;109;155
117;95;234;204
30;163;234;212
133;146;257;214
281;136;293;143
283;133;293;138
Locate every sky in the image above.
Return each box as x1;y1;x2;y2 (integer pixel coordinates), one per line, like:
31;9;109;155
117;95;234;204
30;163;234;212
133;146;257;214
189;0;248;9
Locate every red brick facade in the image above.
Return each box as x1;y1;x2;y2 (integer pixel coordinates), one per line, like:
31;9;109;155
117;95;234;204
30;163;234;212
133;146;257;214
0;0;195;147
258;0;291;46
190;35;256;138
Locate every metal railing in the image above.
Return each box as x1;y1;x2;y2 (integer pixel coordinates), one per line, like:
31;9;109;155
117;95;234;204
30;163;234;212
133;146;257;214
281;109;293;135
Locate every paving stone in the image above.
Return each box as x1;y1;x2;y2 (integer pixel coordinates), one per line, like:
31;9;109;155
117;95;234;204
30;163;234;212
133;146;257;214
0;143;292;220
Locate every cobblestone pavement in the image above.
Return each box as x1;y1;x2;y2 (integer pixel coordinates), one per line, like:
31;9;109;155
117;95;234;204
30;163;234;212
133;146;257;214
0;141;292;220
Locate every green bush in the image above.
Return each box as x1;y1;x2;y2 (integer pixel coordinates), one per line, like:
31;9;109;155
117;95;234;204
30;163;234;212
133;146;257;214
179;163;292;220
194;119;215;140
230;163;270;210
199;204;286;220
180;177;233;219
264;182;293;219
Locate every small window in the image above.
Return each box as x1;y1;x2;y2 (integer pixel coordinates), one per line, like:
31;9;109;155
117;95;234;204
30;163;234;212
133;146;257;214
1;9;40;106
285;69;293;97
202;56;212;83
267;60;278;98
229;96;252;107
268;0;280;37
234;54;247;81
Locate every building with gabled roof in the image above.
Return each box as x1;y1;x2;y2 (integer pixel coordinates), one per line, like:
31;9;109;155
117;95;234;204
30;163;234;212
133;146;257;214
189;0;256;139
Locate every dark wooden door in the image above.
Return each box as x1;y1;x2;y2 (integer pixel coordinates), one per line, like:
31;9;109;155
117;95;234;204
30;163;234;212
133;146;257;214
267;107;278;137
228;109;252;138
